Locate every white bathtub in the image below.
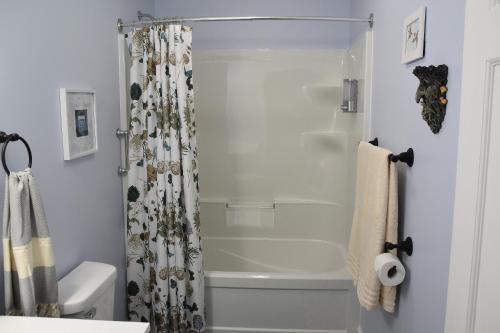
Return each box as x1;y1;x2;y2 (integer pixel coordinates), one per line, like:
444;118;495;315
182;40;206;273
203;236;359;333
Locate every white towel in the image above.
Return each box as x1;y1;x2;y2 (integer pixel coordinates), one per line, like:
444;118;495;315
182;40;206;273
2;169;60;317
347;142;398;313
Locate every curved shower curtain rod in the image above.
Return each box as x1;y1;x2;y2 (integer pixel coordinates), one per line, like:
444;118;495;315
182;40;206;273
117;13;374;33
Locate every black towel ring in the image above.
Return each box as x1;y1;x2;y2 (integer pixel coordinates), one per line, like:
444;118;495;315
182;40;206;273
1;133;32;175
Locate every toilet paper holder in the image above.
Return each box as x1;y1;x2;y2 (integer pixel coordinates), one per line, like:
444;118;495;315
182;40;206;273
385;237;413;256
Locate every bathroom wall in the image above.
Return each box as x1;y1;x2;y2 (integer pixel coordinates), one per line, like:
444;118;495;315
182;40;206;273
350;1;466;333
0;0;154;319
154;0;352;49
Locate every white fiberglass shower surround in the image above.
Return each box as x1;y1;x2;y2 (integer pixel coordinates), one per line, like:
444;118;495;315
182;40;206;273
118;15;373;333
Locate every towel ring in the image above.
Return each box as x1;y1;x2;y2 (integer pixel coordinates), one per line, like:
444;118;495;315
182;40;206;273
1;133;32;175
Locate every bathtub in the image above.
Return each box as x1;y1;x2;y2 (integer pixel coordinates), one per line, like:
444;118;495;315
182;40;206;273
203;236;359;333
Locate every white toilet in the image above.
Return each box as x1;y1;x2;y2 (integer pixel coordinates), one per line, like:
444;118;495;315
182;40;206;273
58;261;117;320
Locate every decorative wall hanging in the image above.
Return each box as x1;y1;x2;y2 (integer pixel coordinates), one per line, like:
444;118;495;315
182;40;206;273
401;6;426;64
413;64;449;134
59;88;98;160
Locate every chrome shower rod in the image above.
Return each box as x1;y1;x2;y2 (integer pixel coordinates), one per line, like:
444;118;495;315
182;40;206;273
117;13;374;32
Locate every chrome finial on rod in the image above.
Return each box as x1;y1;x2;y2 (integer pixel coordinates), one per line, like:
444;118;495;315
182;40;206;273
117;18;123;33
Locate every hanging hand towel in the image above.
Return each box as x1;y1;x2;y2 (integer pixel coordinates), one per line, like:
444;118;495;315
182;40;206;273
2;169;60;317
347;142;398;313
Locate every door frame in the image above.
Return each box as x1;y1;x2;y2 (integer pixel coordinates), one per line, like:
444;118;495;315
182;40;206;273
445;0;500;332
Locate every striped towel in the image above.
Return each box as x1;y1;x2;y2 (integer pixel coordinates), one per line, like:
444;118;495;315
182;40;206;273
2;169;60;317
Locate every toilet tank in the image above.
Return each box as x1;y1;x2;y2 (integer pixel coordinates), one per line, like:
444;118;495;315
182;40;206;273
58;261;117;320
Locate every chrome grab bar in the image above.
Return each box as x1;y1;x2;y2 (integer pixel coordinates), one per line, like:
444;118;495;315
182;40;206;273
116;128;129;176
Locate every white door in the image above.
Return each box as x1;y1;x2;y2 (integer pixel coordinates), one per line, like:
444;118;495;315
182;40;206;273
445;0;500;332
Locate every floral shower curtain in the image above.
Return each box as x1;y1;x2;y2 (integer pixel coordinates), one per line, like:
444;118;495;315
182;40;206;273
125;25;205;333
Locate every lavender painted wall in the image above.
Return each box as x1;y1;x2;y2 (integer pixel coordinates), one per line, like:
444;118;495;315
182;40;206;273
0;0;154;320
154;0;353;49
350;1;465;332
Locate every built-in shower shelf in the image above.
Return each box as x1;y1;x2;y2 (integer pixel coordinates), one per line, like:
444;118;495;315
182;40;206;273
274;198;342;207
200;198;342;207
301;84;341;105
301;130;348;138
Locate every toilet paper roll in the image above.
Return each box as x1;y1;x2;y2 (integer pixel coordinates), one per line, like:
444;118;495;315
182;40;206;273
374;253;406;287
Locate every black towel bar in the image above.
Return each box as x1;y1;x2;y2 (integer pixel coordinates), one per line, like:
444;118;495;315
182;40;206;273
368;137;378;146
369;137;414;167
389;148;414;167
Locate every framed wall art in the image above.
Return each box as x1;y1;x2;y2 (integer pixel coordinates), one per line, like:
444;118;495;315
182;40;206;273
402;6;426;64
59;88;98;160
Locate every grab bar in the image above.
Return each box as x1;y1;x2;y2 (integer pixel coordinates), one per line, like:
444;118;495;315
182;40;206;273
116;128;129;176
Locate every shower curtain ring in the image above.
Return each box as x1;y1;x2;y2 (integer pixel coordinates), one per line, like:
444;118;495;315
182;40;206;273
117;18;123;33
171;16;183;25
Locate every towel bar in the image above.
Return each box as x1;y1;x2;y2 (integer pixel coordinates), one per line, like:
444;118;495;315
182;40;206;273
389;148;414;167
368;137;414;167
385;237;413;256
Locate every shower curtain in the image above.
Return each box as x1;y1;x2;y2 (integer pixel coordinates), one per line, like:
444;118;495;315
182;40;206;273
125;25;204;333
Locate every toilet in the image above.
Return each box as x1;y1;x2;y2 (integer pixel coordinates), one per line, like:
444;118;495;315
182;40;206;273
58;261;117;320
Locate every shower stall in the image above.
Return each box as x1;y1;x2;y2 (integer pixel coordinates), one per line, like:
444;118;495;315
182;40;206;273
197;35;372;333
118;15;373;333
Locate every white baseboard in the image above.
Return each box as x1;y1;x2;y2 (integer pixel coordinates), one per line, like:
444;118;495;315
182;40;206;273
206;327;347;333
